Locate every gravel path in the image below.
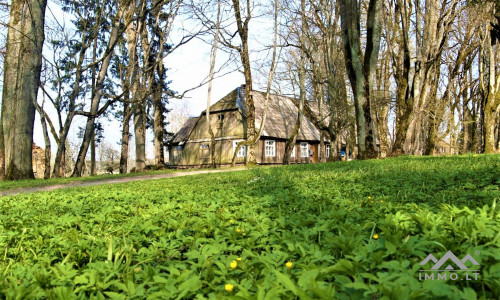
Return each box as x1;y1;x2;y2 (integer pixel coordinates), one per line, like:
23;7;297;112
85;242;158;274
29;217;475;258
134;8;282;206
0;167;247;197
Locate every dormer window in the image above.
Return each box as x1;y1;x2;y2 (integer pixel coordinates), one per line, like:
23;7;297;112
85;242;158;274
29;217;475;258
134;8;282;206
218;114;225;121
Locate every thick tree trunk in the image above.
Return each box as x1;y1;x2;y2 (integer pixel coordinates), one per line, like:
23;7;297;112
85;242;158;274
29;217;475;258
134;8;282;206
1;0;47;180
339;0;380;159
483;34;500;154
0;121;4;180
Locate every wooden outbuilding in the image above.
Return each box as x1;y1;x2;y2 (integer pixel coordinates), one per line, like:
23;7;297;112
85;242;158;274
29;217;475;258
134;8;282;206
168;86;334;167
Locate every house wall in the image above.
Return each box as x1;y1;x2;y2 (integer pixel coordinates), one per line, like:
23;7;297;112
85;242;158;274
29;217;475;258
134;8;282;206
189;110;245;141
256;139;320;164
169;139;246;166
170;138;330;167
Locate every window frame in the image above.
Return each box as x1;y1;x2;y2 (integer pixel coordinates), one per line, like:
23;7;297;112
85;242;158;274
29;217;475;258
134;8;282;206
326;144;330;158
265;140;276;157
233;140;246;158
300;142;309;157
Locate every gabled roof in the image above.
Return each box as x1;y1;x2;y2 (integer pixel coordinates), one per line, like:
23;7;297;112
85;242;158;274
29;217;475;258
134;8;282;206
171;117;199;144
172;87;328;144
206;89;239;112
252;91;323;141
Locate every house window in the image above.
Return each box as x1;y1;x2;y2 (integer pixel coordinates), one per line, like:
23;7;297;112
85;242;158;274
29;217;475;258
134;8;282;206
217;114;224;129
265;140;276;157
200;144;210;161
300;142;309;157
326;144;330;158
233;140;246;157
174;146;183;160
291;145;295;157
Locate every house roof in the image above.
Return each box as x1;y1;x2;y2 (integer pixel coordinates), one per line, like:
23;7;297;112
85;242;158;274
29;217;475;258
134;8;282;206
252;91;323;141
207;89;239;112
172;87;329;144
171;117;199;144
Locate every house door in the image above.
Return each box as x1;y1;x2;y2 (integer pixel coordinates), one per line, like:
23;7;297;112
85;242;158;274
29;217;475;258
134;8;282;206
200;144;210;164
312;144;319;163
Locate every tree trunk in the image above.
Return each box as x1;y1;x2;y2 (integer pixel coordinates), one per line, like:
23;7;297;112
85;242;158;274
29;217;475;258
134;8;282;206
120;102;131;174
483;30;500;154
339;0;381;159
206;0;221;169
1;0;47;180
284;52;305;165
134;104;147;172
0;121;4;180
153;85;165;167
72;5;125;177
231;0;256;165
90;132;96;175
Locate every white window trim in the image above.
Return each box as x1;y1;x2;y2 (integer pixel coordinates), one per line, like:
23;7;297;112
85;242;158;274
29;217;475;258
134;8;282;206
326;144;330;158
233;140;246;158
265;140;276;157
300;142;309;157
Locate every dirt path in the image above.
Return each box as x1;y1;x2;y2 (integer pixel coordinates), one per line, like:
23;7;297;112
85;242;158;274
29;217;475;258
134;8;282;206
0;167;248;197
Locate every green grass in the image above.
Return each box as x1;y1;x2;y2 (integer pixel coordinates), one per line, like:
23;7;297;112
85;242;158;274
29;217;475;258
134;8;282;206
0;155;499;299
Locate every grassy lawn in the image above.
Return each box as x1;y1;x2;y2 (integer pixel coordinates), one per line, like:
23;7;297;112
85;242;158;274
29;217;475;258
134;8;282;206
0;155;498;299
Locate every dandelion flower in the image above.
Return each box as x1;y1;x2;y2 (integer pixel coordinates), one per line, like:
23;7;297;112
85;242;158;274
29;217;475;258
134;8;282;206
373;233;379;240
368;196;372;200
237;257;242;261
230;260;237;269
285;261;293;269
229;219;234;224
225;283;234;292
236;228;241;233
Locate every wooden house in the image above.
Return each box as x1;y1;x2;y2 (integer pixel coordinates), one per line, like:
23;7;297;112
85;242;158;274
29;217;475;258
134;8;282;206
168;86;333;167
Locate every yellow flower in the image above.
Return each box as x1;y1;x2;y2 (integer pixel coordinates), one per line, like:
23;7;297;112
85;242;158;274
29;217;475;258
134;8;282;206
373;234;379;240
225;283;234;292
236;228;241;233
380;200;384;203
242;232;246;236
368;196;372;200
229;219;234;224
230;260;237;269
237;257;242;261
285;261;293;269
